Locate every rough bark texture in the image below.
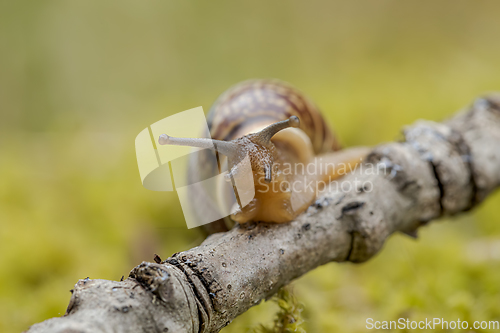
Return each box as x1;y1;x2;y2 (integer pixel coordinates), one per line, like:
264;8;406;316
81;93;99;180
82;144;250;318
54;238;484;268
26;95;500;333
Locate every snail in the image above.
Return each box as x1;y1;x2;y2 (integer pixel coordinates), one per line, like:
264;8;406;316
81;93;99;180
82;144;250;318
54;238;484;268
159;79;369;233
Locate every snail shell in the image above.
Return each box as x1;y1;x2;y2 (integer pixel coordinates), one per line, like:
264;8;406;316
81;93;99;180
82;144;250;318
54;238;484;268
207;79;340;155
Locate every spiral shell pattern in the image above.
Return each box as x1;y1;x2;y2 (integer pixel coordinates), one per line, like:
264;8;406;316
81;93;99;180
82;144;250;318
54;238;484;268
207;79;340;154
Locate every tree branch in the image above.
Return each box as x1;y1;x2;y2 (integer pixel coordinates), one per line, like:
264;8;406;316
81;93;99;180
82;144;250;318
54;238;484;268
26;95;500;333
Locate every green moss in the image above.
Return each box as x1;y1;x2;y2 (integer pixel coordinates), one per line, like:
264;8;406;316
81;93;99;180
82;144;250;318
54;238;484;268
253;288;306;333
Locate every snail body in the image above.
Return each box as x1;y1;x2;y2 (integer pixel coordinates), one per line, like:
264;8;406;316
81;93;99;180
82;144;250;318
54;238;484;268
159;79;368;230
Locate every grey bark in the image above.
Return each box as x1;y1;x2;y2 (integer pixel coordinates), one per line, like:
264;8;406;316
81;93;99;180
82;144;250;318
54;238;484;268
26;95;500;333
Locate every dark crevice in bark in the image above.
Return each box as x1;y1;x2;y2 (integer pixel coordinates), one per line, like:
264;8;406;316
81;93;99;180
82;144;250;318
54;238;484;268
345;231;356;262
165;259;210;333
188;265;215;294
429;161;445;214
451;128;479;211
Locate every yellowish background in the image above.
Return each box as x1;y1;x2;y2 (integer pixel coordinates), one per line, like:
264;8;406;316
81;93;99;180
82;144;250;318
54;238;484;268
1;1;500;332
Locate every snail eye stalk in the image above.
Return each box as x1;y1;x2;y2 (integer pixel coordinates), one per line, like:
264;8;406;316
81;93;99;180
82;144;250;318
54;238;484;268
253;116;300;145
158;134;240;158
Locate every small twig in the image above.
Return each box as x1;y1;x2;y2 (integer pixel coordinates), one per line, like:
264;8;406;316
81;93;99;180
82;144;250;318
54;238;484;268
26;94;500;333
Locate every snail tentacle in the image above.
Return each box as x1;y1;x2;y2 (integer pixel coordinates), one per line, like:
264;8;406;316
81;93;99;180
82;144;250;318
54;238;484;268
254;116;300;146
158;134;240;158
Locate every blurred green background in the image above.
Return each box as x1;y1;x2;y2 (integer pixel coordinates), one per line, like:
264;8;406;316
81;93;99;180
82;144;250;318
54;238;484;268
1;1;500;332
